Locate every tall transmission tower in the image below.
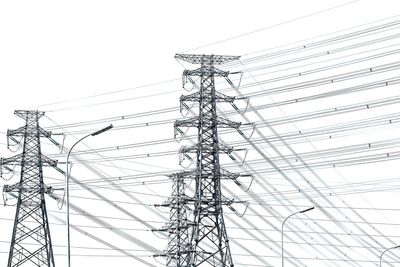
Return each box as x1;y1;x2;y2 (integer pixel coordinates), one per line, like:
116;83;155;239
172;54;249;267
1;110;58;267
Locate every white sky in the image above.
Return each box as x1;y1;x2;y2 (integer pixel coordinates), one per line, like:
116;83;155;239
1;0;400;267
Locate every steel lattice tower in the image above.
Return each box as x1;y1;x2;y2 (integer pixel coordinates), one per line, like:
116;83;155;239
154;172;192;267
173;54;245;267
1;110;57;267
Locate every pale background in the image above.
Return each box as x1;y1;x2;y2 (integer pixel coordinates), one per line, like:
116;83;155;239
1;1;400;266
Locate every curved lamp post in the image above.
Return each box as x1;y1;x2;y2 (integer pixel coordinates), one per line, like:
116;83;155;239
380;245;400;267
281;206;314;267
66;124;113;267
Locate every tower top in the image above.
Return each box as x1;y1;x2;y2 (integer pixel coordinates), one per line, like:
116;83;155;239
14;110;45;120
175;53;240;65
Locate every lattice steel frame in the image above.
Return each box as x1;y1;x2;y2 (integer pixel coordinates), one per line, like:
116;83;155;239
174;54;241;267
1;110;57;267
154;172;192;267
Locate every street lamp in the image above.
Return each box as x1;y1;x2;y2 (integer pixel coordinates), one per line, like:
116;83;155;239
281;206;314;267
379;245;400;267
65;124;113;267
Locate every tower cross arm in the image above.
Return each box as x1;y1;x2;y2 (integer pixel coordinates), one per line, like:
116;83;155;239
175;117;200;128
7;126;52;138
41;155;58;167
7;126;27;137
4;183;55;195
0;154;57;167
1;154;23;166
184;67;230;77
167;169;197;180
175;53;240;65
180;91;236;103
14;110;45;119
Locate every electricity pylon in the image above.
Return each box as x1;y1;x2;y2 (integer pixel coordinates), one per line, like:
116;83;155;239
153;172;192;267
1;110;58;267
173;54;247;267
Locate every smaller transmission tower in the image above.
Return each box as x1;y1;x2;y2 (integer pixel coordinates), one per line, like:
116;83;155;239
153;172;192;267
1;110;58;267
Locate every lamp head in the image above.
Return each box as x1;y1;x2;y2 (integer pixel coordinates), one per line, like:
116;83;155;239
300;206;315;213
91;124;113;136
